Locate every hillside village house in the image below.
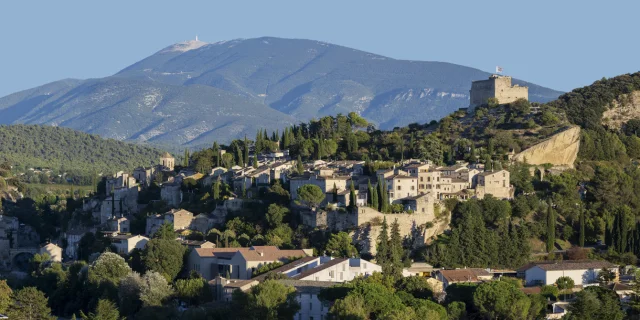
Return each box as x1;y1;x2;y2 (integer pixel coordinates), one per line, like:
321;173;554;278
521;260;618;286
289;172;350;201
145;209;195;236
434;268;493;289
107;234;149;255
189;246;312;280
39;243;63;262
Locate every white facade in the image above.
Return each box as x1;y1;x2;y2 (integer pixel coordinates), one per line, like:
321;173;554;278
524;265;616;286
112;235;149;255
293;258;382;283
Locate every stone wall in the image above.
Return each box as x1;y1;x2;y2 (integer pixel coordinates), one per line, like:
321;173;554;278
300;206;449;255
512;126;581;168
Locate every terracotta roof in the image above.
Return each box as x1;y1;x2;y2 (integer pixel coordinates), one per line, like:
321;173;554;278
529;260;615;271
291;258;349;280
438;268;490;283
161;152;173;158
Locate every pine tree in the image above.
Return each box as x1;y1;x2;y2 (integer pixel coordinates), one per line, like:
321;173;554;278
183;148;190;167
546;200;555;253
367;179;373;207
377;217;390;271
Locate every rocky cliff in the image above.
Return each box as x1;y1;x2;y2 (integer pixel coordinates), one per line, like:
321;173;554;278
512;126;581;168
602;91;640;130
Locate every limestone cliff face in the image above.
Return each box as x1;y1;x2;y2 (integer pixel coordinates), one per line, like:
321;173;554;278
602;91;640;130
512;126;581;168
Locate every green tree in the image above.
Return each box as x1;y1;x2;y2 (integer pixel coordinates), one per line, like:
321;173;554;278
395;276;433;300
473;281;531;320
325;232;358;258
328;294;367;320
446;301;466;320
7;287;55;320
89;252;132;287
566;286;623;320
244;135;249;167
546;201;556;253
183;148;190;167
388;219;404;279
236;280;300;320
377;217;390;271
266;204;288;228
349;180;357;211
297;184;325;208
80;299;121;320
212;179;221;201
0;280;12;314
153;222;177;240
367;179;374;207
556;276;574;301
118;272;143;317
142;238;186;281
139;271;174;307
296;155;304;175
175;276;212;306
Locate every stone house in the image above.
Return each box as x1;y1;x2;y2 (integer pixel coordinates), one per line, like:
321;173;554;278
434;268;493;290
385;175;418;203
289;174;350;201
109;234;149;255
161;182;182;207
475;170;513;199
133;167;155;187
188;246;312;281
107;217;130;233
145;209;195;236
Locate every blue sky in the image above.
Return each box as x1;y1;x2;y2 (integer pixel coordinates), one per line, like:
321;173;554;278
0;0;637;97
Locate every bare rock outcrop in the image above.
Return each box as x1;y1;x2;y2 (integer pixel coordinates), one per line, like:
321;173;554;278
602;91;640;130
512;126;581;168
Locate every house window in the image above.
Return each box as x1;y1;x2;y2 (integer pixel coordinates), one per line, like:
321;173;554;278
420;177;423;182
411;186;415;190
340;272;343;280
397;186;401;191
310;302;313;311
329;271;334;278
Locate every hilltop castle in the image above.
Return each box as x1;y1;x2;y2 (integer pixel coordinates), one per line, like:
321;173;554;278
469;75;528;111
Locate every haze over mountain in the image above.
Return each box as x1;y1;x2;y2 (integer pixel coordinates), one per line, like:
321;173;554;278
0;37;562;148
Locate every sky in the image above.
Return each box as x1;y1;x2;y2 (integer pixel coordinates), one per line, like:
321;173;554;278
0;0;638;97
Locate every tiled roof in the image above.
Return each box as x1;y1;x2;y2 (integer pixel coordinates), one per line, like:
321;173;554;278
529;260;615;271
291;258;348;280
438;268;490;283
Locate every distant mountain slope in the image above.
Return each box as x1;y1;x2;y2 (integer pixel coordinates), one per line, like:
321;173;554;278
0;124;163;174
0;37;563;146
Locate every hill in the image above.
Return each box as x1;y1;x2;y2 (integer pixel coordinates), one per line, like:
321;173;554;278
0;124;163;176
0;37;562;147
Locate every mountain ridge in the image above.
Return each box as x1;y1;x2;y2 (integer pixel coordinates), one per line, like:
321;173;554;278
0;36;563;147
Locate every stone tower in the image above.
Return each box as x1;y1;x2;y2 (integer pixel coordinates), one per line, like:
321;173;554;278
469;75;528;111
160;152;175;171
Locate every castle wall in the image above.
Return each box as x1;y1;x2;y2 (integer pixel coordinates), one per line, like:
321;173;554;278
469;76;528;110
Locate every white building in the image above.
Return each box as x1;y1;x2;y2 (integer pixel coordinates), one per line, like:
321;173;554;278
521;260;617;286
290;258;382;282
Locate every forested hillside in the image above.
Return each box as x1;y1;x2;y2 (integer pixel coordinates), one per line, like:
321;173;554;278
0;124;162;178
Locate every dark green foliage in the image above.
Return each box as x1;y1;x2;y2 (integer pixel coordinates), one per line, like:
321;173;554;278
473;281;532;320
325;232;358;258
297;184;325;208
232;280;300;320
142;238;186;281
546;200;556;253
7;287;55;320
80;299;120;320
0;124;162;182
565;286;624;320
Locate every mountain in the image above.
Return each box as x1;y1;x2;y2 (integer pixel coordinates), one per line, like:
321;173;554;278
0;124;163;175
0;37;563;147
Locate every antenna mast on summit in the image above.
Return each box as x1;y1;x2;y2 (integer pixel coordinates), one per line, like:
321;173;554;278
196;35;199;41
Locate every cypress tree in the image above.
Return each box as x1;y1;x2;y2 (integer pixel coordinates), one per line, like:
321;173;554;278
367;179;373;207
213;142;220;167
296;155;304;175
349;180;357;210
579;204;585;247
263;130;268;141
235;145;243;167
389;219;403;279
243;135;249;166
546;200;555;253
212;180;220;201
332;182;338;203
183;148;190;167
372;184;379;211
377;180;385;212
253;154;258;169
377;217;390;270
255;129;262;154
